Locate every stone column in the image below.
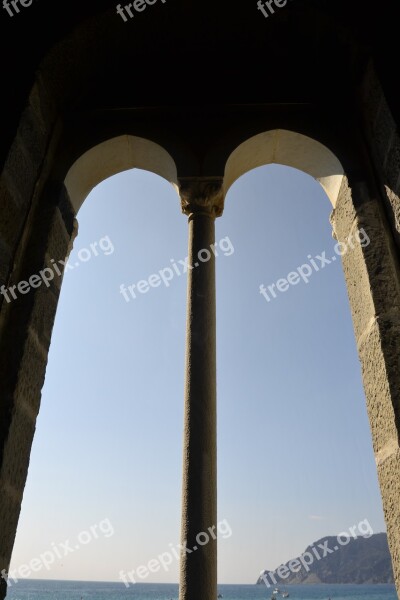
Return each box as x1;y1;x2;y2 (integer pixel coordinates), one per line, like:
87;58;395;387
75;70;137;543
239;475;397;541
178;178;224;600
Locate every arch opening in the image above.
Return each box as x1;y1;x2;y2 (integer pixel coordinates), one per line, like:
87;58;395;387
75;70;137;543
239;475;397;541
223;130;345;207
65;135;180;214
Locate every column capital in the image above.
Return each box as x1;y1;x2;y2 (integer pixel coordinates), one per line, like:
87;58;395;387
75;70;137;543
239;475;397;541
179;177;225;218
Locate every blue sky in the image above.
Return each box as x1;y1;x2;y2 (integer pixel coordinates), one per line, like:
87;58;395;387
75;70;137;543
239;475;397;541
10;165;386;584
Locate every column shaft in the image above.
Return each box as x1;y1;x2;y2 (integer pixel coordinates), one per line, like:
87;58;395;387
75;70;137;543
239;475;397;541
179;212;217;600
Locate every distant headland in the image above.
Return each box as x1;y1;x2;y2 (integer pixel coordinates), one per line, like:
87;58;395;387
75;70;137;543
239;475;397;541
257;533;394;585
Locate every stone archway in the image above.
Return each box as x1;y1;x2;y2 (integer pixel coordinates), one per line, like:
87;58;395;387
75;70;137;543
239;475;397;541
223;130;400;594
2;116;400;599
224;130;400;589
64;135;179;212
1;2;400;594
223;129;344;206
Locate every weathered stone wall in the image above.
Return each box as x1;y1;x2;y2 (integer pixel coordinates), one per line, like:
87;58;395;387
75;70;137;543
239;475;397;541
361;62;400;251
356;62;400;592
0;74;58;304
0;80;77;600
331;174;400;593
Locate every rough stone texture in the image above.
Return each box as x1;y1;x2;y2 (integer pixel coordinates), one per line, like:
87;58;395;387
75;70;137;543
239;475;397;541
384;186;400;241
0;76;59;320
377;448;400;592
0;177;24;313
12;332;48;419
332;175;400;592
0;177;76;598
386;141;400;198
29;287;60;348
362;63;397;175
28;78;58;135
0;180;27;251
0;330;45;539
333;178;400;341
361;62;400;251
361;62;385;141
0;488;23;582
0;240;12;291
44;208;72;267
2;136;38;208
1;402;37;493
375;110;396;173
358;319;399;453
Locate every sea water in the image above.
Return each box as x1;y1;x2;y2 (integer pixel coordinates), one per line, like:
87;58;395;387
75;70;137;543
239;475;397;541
4;581;398;600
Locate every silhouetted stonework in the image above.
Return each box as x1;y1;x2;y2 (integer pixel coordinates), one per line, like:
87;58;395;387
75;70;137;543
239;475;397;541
1;1;400;599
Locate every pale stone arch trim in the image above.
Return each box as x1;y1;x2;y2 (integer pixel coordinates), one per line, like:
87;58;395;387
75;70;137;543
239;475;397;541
223;129;345;207
65;135;179;213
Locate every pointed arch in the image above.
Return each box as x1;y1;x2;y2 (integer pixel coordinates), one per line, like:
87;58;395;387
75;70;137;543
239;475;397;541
224;130;344;206
65;135;179;213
